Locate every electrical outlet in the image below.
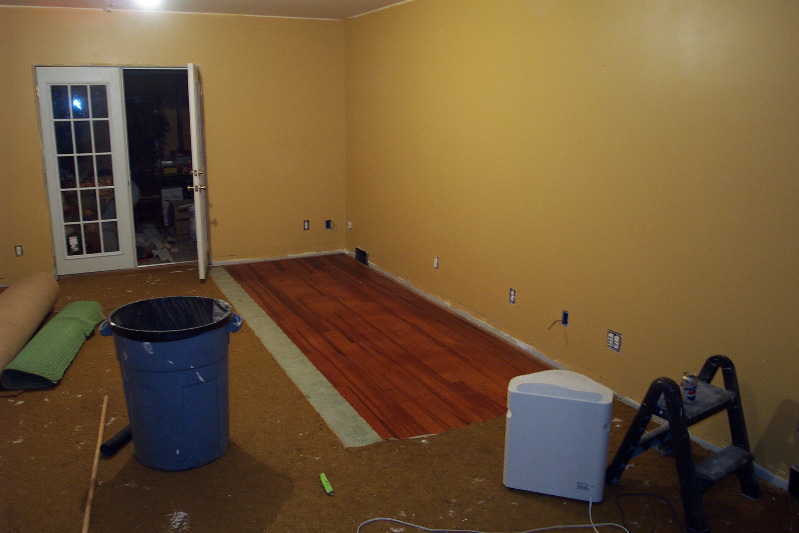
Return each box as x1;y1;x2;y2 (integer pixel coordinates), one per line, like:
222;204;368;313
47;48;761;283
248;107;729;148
347;221;353;231
561;310;569;326
303;220;310;231
434;256;440;269
509;288;516;304
14;245;23;257
607;330;622;352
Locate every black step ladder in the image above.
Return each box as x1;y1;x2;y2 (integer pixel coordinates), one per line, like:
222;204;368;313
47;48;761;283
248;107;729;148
605;355;760;533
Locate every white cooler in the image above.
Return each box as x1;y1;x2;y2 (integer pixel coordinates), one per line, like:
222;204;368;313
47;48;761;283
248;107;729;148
503;370;613;502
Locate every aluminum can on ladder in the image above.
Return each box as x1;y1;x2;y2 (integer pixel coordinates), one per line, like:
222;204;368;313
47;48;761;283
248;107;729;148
681;372;698;402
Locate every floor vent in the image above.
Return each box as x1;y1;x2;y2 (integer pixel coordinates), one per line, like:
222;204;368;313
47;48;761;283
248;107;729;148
355;248;369;266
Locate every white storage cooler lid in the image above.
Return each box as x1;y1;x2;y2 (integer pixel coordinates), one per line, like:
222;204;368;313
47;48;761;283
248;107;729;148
509;370;612;404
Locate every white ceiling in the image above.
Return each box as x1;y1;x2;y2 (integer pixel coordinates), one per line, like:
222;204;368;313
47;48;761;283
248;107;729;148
0;0;410;19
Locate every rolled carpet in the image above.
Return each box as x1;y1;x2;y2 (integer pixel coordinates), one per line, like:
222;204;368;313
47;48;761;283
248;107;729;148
1;301;104;390
0;271;59;372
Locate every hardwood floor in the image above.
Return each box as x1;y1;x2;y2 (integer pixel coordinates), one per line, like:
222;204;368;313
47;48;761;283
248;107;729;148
225;254;550;439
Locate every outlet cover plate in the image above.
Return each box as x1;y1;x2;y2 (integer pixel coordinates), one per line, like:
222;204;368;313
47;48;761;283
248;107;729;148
607;330;622;352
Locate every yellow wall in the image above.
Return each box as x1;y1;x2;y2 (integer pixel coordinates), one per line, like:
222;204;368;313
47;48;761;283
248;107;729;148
345;0;799;481
0;7;346;282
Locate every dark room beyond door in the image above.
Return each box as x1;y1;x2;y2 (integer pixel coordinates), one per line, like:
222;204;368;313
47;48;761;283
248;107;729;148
124;68;198;266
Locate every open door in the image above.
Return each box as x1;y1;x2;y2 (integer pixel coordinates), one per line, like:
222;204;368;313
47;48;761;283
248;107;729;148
187;63;210;280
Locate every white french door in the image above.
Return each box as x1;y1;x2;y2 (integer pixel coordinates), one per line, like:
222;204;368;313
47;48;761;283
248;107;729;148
36;67;136;275
37;65;211;279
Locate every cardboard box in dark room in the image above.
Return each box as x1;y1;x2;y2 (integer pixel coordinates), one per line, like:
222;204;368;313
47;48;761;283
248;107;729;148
171;199;194;236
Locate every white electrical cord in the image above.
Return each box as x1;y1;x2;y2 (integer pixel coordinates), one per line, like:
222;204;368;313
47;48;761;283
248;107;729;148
356;498;631;533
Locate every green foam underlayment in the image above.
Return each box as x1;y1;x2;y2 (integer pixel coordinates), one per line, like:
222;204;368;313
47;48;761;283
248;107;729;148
1;301;104;390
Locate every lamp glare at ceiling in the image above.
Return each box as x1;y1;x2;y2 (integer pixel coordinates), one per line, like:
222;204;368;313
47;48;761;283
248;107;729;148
136;0;160;9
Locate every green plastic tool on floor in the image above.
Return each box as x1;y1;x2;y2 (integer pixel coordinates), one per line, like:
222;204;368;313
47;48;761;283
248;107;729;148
1;301;104;390
320;473;334;495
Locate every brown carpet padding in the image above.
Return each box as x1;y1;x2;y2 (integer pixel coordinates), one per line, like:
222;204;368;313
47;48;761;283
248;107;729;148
0;271;59;372
0;265;795;532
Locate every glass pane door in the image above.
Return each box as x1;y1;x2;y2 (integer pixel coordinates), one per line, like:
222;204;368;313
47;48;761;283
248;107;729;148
53;83;120;256
37;67;135;275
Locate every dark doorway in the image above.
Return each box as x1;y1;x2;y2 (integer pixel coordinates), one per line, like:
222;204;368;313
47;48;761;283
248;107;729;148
124;68;197;264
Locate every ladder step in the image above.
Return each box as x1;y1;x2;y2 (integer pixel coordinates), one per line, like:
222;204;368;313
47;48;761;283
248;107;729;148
655;380;735;426
695;445;754;488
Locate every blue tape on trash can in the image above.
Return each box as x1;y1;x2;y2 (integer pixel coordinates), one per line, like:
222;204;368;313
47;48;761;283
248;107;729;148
101;296;243;471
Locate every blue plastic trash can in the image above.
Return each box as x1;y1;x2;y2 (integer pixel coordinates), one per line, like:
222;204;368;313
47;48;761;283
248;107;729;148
101;296;243;471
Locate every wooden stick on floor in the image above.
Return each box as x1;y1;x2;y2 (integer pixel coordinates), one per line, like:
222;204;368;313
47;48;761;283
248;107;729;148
82;395;109;533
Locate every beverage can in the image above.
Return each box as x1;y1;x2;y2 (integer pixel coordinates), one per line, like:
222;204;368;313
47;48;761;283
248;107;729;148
682;372;698;402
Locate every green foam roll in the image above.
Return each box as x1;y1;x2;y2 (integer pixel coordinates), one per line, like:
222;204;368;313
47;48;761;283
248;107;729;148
1;301;104;390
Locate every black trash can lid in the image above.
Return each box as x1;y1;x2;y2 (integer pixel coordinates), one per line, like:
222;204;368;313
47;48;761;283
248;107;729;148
107;296;234;342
